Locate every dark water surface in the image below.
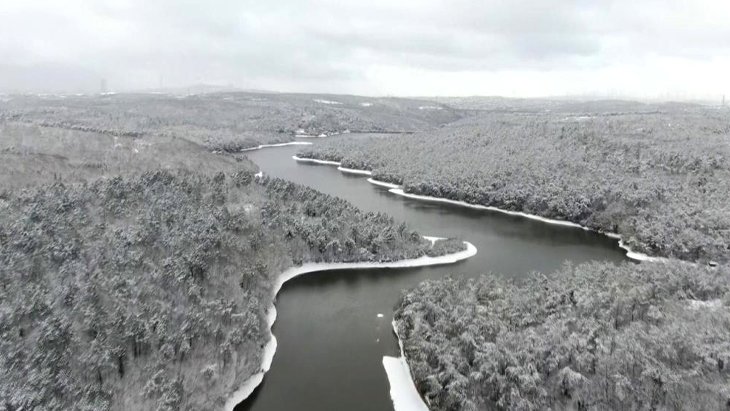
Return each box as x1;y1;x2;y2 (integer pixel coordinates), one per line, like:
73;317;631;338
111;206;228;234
237;138;628;411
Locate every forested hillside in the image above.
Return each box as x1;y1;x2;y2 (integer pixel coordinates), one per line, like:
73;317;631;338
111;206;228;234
395;262;730;411
298;107;730;264
0;92;461;152
0;116;460;410
0;121;252;189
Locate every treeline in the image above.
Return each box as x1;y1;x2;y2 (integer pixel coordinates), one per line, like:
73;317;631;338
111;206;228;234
0;92;461;152
395;262;730;411
298;108;730;264
0;168;449;411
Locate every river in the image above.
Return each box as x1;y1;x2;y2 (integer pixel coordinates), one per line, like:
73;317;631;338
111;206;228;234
236;137;628;411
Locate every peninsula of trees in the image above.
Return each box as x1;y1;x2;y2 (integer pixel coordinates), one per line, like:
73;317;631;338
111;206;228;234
0;105;462;410
297;98;730;409
298;105;729;265
395;261;730;410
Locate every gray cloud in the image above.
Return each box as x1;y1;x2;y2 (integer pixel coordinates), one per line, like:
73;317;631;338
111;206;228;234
0;0;728;97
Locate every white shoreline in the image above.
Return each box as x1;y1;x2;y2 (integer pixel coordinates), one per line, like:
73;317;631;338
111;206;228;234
292;155;341;166
240;142;312;152
387;188;663;262
337;166;373;176
367;178;400;189
383;320;429;411
223;240;477;410
389;188;586;229
291;155;662;263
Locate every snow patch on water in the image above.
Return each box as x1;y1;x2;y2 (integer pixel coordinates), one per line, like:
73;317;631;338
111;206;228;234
224;240;477;410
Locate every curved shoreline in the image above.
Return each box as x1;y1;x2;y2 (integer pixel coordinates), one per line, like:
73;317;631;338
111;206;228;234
293;156;661;263
292;155;341;166
224;240;478;411
383;319;430;411
240;142;312;152
367;178;400;189
337;166;373;176
386;188;665;263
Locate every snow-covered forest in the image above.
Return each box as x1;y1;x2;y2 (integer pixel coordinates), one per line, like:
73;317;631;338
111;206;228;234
298;107;730;264
296;99;730;410
0;109;461;410
395;261;730;410
1;92;728;411
0;92;459;152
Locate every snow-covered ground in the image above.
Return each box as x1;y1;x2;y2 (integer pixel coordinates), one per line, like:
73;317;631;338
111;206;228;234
382;357;429;411
384;319;430;411
292;155;341;166
224;240;477;411
313;98;342;105
337;166;373;176
687;299;724;310
293;156;374;176
367;178;400;189
295;130;350;139
240;142;312;152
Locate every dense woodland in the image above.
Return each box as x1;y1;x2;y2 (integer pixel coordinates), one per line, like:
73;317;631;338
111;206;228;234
0;121;252;189
395;262;730;411
2;93;728;411
298;100;730;409
0;115;460;410
298;106;730;264
0;92;460;152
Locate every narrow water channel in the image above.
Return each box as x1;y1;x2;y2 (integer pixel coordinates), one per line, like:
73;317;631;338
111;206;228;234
236;137;628;411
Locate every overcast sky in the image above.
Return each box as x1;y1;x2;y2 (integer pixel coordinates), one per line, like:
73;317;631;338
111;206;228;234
1;0;728;99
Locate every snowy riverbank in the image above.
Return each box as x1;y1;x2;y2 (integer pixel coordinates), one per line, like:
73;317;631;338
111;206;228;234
292;155;661;262
337;166;373;176
386;188;663;263
292;155;341;166
223;240;477;411
383;319;430;411
240;142;312;152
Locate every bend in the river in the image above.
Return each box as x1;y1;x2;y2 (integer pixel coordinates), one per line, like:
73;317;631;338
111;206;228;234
235;136;628;411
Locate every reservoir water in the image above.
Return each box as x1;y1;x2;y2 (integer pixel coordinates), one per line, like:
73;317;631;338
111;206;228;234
237;137;628;411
